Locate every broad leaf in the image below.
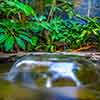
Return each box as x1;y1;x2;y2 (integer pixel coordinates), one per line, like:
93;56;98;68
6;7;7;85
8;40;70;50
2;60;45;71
6;0;36;16
15;1;36;16
0;28;5;33
15;37;25;49
31;36;38;46
0;34;8;44
21;32;30;36
80;30;87;38
18;34;32;44
4;36;14;51
31;22;43;32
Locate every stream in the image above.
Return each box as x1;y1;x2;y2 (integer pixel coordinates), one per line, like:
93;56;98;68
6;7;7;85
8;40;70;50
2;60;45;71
0;54;100;100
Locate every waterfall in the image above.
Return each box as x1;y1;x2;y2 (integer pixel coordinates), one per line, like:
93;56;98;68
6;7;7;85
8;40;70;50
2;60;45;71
5;55;87;88
49;62;81;86
88;0;92;17
5;60;51;81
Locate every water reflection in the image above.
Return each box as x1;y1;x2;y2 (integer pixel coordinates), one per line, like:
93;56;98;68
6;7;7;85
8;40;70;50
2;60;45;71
0;78;96;100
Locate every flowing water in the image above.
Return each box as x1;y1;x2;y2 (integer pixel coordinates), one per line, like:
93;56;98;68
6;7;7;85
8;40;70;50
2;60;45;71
0;54;100;100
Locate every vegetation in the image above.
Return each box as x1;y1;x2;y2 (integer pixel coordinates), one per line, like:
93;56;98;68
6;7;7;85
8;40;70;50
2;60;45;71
0;0;100;52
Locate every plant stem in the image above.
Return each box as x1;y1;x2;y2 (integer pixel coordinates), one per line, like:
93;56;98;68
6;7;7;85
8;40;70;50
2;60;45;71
47;0;56;21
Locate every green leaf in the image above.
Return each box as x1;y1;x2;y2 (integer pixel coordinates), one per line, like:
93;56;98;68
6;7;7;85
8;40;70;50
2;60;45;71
21;32;30;36
31;22;43;32
93;30;98;36
18;34;32;44
4;36;14;51
40;22;51;31
80;30;87;38
0;34;8;44
51;32;56;41
15;37;25;50
0;28;5;33
6;0;36;16
31;36;38;46
92;29;99;36
15;1;36;16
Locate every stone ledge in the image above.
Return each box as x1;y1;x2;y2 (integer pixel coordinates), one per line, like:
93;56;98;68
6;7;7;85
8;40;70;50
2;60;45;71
0;52;100;61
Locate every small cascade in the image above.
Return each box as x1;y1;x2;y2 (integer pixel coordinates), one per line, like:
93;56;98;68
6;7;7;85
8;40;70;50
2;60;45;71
5;60;52;81
5;54;97;88
49;62;81;86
